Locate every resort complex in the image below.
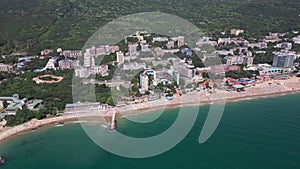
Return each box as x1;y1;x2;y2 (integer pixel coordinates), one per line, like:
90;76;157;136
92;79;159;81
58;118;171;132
0;28;300;129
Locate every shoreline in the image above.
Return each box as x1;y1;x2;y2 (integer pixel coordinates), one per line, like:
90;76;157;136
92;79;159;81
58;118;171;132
1;77;300;143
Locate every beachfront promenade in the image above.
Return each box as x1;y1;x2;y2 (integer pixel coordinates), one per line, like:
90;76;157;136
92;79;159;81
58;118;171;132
1;76;300;142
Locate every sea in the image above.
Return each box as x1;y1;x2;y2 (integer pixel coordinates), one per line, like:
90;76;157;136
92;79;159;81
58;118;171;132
0;93;300;169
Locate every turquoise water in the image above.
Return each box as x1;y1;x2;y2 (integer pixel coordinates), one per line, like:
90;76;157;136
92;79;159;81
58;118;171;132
1;94;300;169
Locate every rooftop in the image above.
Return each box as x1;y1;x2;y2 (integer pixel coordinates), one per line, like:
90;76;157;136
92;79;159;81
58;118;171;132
232;85;245;89
65;102;100;108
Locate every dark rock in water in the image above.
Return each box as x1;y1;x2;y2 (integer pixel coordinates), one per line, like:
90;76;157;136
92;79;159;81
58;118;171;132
0;156;5;165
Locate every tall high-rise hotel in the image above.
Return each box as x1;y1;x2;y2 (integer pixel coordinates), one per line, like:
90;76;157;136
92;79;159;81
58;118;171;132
84;47;96;68
272;52;295;68
177;36;185;47
139;73;149;91
128;44;138;56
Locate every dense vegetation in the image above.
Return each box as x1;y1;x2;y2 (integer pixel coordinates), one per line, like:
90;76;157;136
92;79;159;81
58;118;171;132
226;70;259;79
5;109;47;126
1;0;300;55
0;70;73;113
1;0;300;125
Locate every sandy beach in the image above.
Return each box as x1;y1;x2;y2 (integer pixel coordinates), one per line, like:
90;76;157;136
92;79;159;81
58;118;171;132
1;76;300;143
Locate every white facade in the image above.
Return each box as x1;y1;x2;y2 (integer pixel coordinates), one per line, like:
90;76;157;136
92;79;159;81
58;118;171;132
166;41;175;49
43;57;57;70
274;42;293;50
272;52;295;68
292;36;300;44
179;64;194;78
140;74;149;91
84;54;95;68
116;51;125;64
177;36;185;47
123;62;146;70
128;44;138;56
230;29;244;36
153;37;168;42
141;44;149;52
0;63;13;72
75;68;88;78
226;55;254;66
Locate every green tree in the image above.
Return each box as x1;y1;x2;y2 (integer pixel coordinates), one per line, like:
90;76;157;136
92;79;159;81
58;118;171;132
106;96;115;106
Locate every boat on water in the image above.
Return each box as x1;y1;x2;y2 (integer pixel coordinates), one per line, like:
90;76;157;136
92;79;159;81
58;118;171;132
58;121;64;125
0;156;5;165
54;121;64;127
101;124;108;129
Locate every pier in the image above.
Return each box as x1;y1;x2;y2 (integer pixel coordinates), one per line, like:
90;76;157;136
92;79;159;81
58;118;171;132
110;111;117;130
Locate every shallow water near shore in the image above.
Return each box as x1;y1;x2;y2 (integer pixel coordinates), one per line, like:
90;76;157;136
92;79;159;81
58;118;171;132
1;94;300;169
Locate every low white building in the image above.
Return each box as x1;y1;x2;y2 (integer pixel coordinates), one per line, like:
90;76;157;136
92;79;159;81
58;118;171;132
230;29;244;36
141;44;149;52
58;59;80;69
0;63;13;72
152;37;169;42
292;35;300;44
248;42;268;49
216;50;234;56
217;38;231;45
62;50;82;58
123;62;146;70
259;67;283;76
94;65;109;76
43;57;58;70
179;64;194;78
75;68;89;78
116;51;125;64
274;42;292;50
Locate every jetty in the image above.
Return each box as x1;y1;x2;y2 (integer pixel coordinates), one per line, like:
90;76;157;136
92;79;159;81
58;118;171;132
109;111;117;131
